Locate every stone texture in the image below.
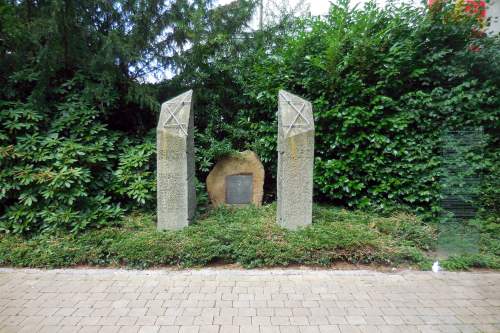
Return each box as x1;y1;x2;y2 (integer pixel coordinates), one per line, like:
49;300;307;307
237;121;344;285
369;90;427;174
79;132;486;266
277;90;314;230
157;90;196;230
1;268;499;333
486;0;500;35
206;150;264;208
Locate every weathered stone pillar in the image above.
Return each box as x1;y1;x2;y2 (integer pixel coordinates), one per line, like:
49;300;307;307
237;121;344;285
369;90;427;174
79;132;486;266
486;1;500;35
277;90;314;230
157;90;196;230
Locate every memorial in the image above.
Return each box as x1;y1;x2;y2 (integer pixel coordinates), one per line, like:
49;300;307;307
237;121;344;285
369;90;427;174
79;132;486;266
276;90;314;230
206;151;264;208
156;90;196;230
226;174;253;204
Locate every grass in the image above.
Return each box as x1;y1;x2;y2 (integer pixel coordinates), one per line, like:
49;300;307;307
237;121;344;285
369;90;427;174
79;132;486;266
0;204;498;270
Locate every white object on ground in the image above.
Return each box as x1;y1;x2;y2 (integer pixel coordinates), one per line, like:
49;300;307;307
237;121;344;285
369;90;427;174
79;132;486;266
432;261;441;273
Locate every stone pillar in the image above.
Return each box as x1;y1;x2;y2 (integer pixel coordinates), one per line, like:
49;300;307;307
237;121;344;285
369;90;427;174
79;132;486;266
277;90;314;230
486;0;500;35
157;90;196;230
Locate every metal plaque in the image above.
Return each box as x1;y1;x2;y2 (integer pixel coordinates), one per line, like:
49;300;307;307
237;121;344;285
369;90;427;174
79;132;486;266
226;174;253;204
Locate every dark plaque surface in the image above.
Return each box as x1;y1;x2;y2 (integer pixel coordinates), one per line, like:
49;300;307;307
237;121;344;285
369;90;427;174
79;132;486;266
226;174;253;204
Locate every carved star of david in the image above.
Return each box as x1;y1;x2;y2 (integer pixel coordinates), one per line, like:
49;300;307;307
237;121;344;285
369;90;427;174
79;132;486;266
162;93;190;136
280;91;311;137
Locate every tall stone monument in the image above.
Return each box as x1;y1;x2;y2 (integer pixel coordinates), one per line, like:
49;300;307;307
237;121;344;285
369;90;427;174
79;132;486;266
277;90;314;230
157;90;196;230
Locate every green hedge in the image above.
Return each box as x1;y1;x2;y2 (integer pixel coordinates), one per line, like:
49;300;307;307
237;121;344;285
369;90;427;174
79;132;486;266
0;205;437;268
1;0;499;234
1;205;498;270
229;1;500;216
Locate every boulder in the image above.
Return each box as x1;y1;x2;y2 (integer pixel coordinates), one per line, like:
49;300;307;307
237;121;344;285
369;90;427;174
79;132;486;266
206;151;264;207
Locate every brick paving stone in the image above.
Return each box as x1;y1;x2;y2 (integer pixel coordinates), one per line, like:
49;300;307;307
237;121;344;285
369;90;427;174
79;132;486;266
220;325;239;333
338;325;361;333
138;326;160;333
270;316;288;326
240;325;260;333
137;316;160;326
299;326;320;333
99;326;121;333
292;308;309;317
346;315;366;325
0;268;499;333
80;326;103;333
328;316;348;325
318;325;340;333
436;325;461;333
362;316;385;325
213;315;232;325
158;326;179;333
381;316;404;326
98;316;119;326
416;325;442;333
178;326;199;333
59;326;83;333
252;316;271;326
307;316;328;325
278;326;300;333
261;327;280;333
233;316;252;325
289;316;308;326
198;325;218;333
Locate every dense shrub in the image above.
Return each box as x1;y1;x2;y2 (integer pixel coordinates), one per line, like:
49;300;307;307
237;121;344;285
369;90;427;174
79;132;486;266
0;0;254;233
229;1;500;217
0;205;442;269
2;205;498;270
0;0;498;235
112;135;156;208
0;89;124;233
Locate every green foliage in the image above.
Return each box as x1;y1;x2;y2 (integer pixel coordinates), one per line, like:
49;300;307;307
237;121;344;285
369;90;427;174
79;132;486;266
0;0;256;233
370;213;436;251
3;204;498;270
222;0;499;217
0;205;435;268
195;131;237;173
440;253;500;270
0;90;123;233
479;215;500;252
0;0;498;237
113;136;156;208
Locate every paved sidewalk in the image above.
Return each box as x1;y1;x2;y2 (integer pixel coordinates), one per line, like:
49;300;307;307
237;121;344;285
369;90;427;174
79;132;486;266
0;268;499;333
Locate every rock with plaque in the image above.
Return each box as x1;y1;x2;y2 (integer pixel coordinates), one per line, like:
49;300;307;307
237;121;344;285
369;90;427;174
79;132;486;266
156;90;196;230
206;151;264;208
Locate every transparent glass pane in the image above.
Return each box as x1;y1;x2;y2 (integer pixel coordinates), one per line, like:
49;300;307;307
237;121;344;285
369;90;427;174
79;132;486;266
437;129;485;259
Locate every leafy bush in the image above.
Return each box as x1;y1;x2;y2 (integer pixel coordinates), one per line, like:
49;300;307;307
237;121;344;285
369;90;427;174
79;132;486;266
4;204;499;270
0;0;256;234
371;213;436;250
112;135;156;208
0;205;437;268
0;89;124;234
1;0;498;235
440;253;500;270
227;0;500;216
